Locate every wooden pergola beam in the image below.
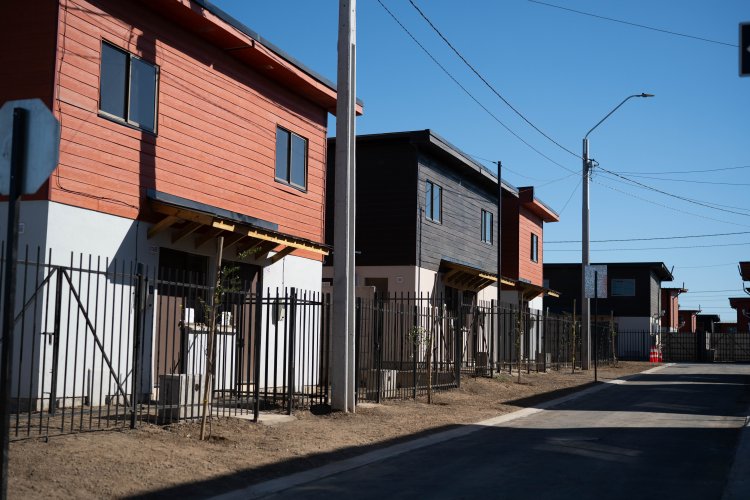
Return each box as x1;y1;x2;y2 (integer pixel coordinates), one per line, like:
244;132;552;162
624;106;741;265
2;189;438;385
195;228;224;249
172;222;202;244
147;215;179;239
269;246;295;264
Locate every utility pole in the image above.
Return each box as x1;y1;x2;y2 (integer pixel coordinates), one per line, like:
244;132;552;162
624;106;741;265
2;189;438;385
496;161;502;365
332;0;356;412
581;139;591;370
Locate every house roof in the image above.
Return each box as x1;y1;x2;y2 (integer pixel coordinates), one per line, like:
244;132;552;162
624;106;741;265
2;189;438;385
350;129;561;203
545;262;674;281
139;0;363;115
697;313;721;323
740;262;750;281
518;186;559;223
729;297;750;309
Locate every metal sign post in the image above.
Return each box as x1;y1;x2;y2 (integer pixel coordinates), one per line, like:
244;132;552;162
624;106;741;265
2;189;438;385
0;99;60;499
0;107;27;499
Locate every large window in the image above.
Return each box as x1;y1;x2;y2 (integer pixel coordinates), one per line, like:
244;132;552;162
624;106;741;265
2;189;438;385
530;233;539;262
425;180;442;223
99;41;158;133
275;126;308;190
481;209;493;244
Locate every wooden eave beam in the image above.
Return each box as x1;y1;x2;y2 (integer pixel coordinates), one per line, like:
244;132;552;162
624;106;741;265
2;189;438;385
195;228;225;249
223;233;247;250
172;222;203;244
147;215;179;239
269;246;295;264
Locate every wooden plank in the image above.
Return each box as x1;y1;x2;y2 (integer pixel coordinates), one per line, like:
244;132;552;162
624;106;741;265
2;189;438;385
269;246;295;264
171;221;203;244
148;215;180;239
223;233;246;250
195;228;224;249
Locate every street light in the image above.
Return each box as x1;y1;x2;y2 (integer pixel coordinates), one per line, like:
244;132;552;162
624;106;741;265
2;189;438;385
581;92;654;370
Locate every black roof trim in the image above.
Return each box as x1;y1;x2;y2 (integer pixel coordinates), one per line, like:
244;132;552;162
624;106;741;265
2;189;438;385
147;189;278;231
545;261;674;281
193;0;364;107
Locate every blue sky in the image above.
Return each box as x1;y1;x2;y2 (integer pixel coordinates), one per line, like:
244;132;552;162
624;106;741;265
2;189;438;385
213;0;749;320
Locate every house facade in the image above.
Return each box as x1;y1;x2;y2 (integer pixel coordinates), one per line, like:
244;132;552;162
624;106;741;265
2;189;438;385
323;130;558;310
544;262;674;333
661;286;686;332
678;309;699;333
1;0;353;416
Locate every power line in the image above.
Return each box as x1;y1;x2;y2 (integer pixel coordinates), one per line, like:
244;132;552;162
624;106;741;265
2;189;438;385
674;262;738;270
545;241;750;252
684;289;745;293
528;0;738;48
375;0;577;175
619;166;750;175
593;179;750;229
546;230;750;244
617;174;750;187
557;177;581;215
408;0;580;160
597;167;750;218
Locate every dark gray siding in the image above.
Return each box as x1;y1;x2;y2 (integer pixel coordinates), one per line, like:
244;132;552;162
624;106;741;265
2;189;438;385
544;264;664;318
416;150;498;273
325;139;418;266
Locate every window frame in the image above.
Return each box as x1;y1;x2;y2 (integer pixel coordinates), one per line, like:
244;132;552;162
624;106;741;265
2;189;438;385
274;125;308;191
530;233;539;263
425;180;442;223
481;209;493;244
98;40;159;134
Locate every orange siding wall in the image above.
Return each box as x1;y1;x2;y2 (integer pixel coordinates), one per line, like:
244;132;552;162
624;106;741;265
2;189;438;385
518;206;543;286
51;0;328;244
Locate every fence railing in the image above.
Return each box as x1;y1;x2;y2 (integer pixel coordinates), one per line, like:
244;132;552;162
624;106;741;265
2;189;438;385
4;250;629;440
1;251;331;441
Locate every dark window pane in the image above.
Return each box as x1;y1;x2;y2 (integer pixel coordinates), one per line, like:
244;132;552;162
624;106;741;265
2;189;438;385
129;57;157;131
100;43;127;119
290;133;307;187
275;128;290;180
426;182;433;219
433;185;441;222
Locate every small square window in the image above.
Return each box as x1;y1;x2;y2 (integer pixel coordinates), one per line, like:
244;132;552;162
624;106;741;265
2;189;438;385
530;233;539;262
481;209;493;244
426;181;442;223
99;41;158;133
275;126;308;190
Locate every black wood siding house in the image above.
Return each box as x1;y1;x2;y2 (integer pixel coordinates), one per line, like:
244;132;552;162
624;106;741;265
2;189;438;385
543;262;674;332
324;129;557;308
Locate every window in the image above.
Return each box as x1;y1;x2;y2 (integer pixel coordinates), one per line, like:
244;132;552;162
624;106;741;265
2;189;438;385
530;233;539;262
425;180;442;223
481;209;493;244
99;41;158;133
275;126;308;189
611;278;636;297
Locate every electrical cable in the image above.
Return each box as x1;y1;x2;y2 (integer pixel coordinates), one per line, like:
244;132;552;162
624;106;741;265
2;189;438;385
618;165;750;175
376;0;577;175
547;230;750;244
528;0;738;48
544;240;750;252
614;174;750;187
592;179;750;229
408;0;580;159
597;167;750;217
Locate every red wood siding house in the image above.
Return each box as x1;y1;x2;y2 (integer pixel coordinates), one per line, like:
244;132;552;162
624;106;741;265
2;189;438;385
2;0;359;281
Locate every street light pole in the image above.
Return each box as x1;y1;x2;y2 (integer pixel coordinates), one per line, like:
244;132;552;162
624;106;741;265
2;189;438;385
581;93;653;370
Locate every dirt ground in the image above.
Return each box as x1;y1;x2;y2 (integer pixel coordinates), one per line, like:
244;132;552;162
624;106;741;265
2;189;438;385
8;361;657;499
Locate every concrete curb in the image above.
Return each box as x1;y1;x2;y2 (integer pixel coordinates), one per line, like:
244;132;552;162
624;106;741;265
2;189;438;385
722;414;750;500
213;364;671;500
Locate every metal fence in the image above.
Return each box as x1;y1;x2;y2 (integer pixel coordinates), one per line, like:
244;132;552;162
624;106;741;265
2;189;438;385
1;249;331;441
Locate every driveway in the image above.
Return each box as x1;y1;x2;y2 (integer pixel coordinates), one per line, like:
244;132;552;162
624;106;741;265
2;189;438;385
228;363;750;500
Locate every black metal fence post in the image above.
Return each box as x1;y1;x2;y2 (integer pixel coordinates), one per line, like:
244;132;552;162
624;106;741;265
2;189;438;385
130;263;145;429
286;288;297;416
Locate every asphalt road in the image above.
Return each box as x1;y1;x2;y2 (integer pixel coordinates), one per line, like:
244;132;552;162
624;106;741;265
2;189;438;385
254;363;750;500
